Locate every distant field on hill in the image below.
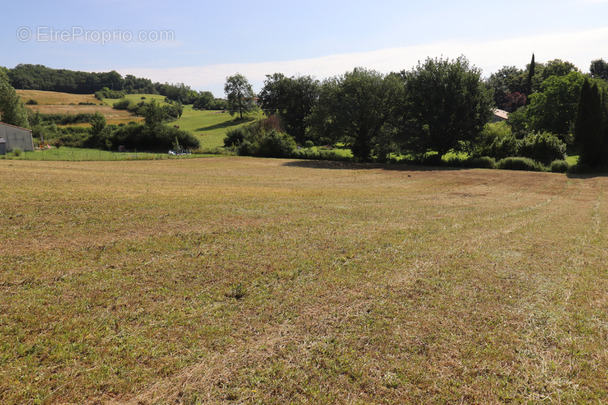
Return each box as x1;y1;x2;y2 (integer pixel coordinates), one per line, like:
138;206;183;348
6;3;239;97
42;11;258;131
17;90;143;125
173;106;259;149
2;158;608;403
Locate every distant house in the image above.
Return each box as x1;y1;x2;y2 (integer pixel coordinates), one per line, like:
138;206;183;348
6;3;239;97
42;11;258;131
0;122;34;154
492;109;509;123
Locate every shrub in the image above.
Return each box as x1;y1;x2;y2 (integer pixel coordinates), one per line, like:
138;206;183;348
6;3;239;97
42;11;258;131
474;122;518;160
550;159;569;173
26;99;38;105
113;99;131;110
517;131;566;165
238;140;256;156
497;157;545;172
224;127;247;147
304;140;315;148
257;130;297;158
463;156;496;169
12;148;22;156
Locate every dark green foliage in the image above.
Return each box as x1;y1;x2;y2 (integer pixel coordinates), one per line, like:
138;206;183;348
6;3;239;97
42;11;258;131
516;131;566;165
259;73;320;144
466;156;496;169
473;122;518;160
541;59;578;82
308;68;401;161
39;113;95;125
113;99;131;110
496;157;545;172
486;66;526;109
290;148;352;162
524;71;585;138
95;87;125;100
110;123;199;152
256;130;297;158
223;117;296;158
590;59;608;81
575;79;606;168
400;56;493;156
526;54;535;97
223;127;246;147
193;91;215;110
9;64;127;94
224;74;256;119
0;69;29;127
114;99;182;122
550;160;569;173
86;112;111;149
443;155;496;169
26;99;38;105
159;83;198;104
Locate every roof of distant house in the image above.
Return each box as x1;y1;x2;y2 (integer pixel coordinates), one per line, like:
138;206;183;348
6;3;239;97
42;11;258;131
493;109;509;120
0;121;33;132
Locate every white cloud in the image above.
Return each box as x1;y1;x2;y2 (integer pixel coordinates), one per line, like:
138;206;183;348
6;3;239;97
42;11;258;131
118;27;608;97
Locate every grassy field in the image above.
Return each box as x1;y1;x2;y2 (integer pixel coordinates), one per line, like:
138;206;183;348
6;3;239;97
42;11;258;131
0;147;215;161
171;107;259;149
2;158;608;404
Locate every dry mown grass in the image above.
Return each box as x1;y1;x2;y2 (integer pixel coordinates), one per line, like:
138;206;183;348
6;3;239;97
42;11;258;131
1;158;607;404
17;90;143;125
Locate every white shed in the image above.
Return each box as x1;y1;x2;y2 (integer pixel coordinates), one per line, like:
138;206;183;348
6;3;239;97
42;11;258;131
0;122;34;154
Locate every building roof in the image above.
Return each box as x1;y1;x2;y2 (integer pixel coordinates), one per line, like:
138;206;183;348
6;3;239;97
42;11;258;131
0;122;32;132
492;109;509;121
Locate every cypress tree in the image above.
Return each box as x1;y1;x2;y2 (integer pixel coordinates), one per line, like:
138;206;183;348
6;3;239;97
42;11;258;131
575;79;605;168
525;53;536;100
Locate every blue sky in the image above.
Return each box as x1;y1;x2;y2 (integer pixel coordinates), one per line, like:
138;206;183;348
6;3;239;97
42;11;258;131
2;0;608;97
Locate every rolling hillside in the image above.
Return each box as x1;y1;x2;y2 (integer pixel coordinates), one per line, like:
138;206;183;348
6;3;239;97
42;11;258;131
17;90;255;148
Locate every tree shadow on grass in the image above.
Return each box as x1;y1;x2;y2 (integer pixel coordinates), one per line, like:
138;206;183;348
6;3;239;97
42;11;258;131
281;159;462;172
196;117;255;132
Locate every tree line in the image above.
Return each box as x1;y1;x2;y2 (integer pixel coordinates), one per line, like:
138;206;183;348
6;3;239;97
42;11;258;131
5;64;223;107
224;56;608;169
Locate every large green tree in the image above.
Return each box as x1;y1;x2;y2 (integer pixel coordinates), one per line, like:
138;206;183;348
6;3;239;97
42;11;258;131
524;71;585;138
0;68;28;127
590;59;608;81
308;68;401;161
224;73;256;119
400;56;493;156
258;73;320;144
540;59;579;82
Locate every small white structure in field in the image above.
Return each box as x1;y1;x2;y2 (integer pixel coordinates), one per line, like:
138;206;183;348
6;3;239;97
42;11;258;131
0;122;34;154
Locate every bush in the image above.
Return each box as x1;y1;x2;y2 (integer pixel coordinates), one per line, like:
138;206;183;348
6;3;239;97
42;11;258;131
517;131;566;165
290;148;351;161
26;99;38;105
12;148;22;157
224;127;247;147
256;130;297;158
497;157;546;172
463;156;496;169
113;99;131;110
304;140;315;148
550;159;569;173
474;122;518;160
